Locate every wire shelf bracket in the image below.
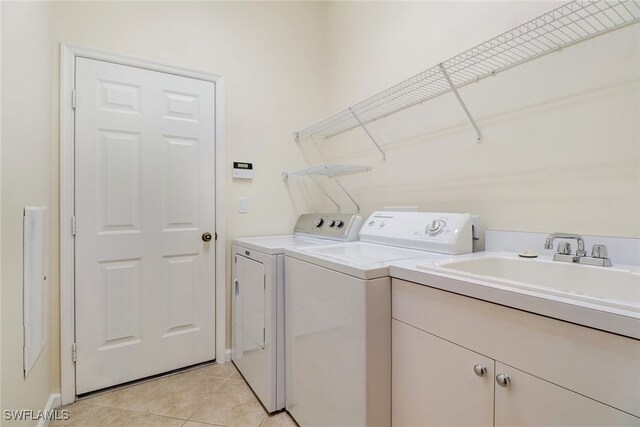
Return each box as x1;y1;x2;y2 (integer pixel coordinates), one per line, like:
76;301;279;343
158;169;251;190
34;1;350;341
349;107;387;160
303;175;343;213
439;63;484;143
282;163;372;213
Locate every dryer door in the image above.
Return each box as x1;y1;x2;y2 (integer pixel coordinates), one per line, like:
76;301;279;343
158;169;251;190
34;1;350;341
236;254;266;351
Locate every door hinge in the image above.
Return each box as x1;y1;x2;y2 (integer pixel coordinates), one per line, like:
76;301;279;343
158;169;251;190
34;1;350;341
71;216;77;236
215;232;218;241
263;328;266;344
72;343;77;363
72;89;77;109
264;274;266;289
234;255;237;263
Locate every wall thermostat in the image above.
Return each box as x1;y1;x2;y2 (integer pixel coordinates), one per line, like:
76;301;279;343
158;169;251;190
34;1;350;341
233;162;254;179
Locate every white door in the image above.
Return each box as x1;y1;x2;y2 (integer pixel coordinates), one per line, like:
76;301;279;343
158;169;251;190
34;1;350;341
74;57;216;394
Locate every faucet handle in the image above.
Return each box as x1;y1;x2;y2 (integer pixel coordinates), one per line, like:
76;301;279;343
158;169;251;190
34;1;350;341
591;244;609;259
557;242;572;255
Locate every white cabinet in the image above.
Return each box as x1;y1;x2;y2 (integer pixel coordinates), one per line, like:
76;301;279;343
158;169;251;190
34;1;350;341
392;319;493;427
392;279;640;427
494;362;639;427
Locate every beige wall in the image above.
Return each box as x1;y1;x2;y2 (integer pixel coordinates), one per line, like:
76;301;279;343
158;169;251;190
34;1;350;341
319;1;640;245
0;0;3;412
1;1;56;420
2;0;327;418
1;0;638;417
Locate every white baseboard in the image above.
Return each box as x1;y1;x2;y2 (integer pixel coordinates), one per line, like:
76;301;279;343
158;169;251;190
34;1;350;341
37;393;61;427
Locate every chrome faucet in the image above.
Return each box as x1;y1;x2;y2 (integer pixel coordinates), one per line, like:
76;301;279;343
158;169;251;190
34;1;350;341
544;232;611;267
544;233;587;257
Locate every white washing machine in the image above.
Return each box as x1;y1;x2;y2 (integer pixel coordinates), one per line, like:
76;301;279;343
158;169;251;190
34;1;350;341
285;211;473;427
231;213;363;413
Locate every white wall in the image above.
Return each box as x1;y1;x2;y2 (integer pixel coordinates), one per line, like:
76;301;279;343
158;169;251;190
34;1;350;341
1;0;638;413
2;0;327;415
1;1;55;420
319;2;640;247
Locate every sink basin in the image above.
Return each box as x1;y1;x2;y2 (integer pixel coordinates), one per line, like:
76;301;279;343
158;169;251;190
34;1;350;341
421;255;640;313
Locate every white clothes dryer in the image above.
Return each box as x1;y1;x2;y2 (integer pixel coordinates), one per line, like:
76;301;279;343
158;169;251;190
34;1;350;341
231;213;363;413
284;211;473;426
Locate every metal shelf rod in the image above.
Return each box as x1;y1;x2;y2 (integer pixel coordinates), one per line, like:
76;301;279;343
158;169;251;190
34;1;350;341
331;176;361;214
438;63;484;143
306;175;342;213
349;107;387;161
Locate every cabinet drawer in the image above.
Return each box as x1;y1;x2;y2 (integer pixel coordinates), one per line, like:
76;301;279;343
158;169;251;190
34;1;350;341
392;279;640;417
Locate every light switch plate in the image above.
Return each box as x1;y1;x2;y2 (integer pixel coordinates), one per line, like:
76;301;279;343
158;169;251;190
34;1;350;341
239;197;248;213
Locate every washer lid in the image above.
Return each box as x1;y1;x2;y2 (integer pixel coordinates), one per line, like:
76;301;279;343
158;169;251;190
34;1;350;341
233;235;329;255
285;242;439;279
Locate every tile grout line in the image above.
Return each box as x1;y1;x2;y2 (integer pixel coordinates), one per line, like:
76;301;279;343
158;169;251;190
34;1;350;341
257;413;268;427
109;407;196;423
100;407;127;427
185;376;232;424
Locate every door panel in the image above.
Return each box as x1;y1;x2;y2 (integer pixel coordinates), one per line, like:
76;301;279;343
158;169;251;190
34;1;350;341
392;319;494;427
495;362;640;427
237;255;266;350
98;130;141;232
99;259;141;348
75;57;215;394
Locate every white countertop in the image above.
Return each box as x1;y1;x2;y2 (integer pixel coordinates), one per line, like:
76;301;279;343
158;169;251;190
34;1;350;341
389;251;640;340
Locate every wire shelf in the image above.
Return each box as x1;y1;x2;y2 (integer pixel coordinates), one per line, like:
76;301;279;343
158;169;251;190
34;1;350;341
282;164;372;180
295;0;640;140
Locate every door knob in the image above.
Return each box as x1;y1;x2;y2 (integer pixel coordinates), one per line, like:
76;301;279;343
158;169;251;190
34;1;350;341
202;232;213;242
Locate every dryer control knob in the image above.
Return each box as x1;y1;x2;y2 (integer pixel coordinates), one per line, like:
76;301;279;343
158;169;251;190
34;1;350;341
335;220;344;228
328;220;336;227
314;218;324;227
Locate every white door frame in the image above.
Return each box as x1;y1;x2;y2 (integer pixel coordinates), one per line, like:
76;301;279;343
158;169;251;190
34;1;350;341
59;43;226;405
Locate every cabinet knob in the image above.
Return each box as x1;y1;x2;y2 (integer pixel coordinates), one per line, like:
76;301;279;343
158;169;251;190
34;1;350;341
473;364;487;377
496;373;511;387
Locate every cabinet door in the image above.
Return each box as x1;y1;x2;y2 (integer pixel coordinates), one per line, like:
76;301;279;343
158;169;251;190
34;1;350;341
495;362;640;427
392;319;494;427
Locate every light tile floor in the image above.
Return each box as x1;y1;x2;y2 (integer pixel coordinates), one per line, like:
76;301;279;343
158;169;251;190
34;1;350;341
52;363;298;427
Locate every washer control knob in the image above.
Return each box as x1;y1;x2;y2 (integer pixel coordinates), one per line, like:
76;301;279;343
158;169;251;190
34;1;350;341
379;220;386;228
314;218;324;228
335;220;344;228
368;220;376;227
426;219;445;235
328;220;336;227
